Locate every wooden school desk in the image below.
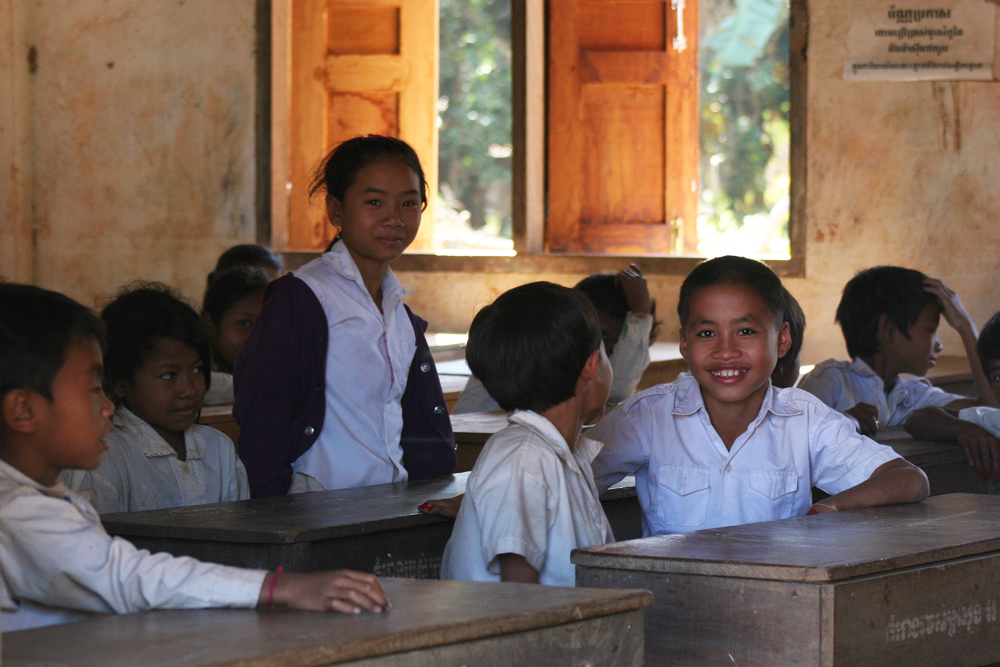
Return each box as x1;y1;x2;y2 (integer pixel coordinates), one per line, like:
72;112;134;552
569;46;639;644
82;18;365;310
100;472;643;576
574;494;1000;667
3;579;652;667
875;426;997;496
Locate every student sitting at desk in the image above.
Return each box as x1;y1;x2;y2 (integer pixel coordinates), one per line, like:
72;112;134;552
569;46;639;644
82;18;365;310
905;310;1000;477
452;264;658;414
799;266;998;437
63;282;249;513
588;256;929;537
201;267;270;406
235;136;455;497
442;283;615;587
1;284;387;632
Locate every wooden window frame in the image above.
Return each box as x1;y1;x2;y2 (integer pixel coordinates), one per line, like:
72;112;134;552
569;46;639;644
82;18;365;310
269;0;808;277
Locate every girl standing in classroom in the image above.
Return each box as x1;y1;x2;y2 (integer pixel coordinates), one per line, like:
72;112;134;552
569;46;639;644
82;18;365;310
235;136;455;497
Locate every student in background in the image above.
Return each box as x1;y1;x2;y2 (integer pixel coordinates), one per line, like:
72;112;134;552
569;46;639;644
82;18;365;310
235;136;455;497
1;284;387;632
588;256;928;537
441;283;614;587
208;244;283;285
799;267;998;438
201;267;271;406
770;287;806;389
452;264;658;414
905;310;1000;477
63;282;249;512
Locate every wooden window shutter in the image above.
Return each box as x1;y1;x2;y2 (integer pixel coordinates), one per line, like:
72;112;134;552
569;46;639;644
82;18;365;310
287;0;438;251
547;0;698;254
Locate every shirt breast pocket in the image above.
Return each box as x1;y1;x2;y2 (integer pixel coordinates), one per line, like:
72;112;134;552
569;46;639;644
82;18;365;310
654;465;711;527
747;470;799;518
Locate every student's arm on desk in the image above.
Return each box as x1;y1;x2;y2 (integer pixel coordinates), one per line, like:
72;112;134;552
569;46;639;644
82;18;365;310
498;554;540;584
905;406;1000;477
260;570;389;615
924;278;1000;408
809;458;929;514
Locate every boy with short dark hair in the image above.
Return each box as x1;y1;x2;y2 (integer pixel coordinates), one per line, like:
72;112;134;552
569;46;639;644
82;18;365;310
800;267;997;437
906;310;1000;476
0;284;386;632
441;282;614;587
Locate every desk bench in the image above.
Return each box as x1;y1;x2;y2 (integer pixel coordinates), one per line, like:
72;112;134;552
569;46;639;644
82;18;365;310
574;494;1000;667
3;579;651;667
101;473;642;576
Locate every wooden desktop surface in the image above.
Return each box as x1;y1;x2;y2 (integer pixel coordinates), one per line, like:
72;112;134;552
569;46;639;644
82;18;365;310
574;493;1000;582
575;494;1000;667
100;473;642;574
3;579;652;667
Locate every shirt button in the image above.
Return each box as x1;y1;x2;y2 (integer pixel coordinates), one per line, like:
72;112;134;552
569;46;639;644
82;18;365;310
725;465;732;473
420;363;431;373
304;426;315;435
433;406;445;415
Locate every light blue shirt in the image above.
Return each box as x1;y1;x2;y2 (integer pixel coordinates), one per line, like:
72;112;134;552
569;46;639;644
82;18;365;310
589;375;900;536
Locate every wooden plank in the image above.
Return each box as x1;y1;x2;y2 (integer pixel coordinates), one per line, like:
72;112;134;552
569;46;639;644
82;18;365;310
572;494;1000;583
577;567;823;667
3;579;651;667
579;51;672;84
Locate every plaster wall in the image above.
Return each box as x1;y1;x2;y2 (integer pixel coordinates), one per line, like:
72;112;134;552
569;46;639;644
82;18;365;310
0;0;257;309
2;0;998;367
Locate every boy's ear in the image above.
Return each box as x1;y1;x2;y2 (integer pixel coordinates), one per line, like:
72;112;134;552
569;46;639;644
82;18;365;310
877;313;897;344
580;347;602;384
2;390;40;435
776;321;792;359
678;327;688;358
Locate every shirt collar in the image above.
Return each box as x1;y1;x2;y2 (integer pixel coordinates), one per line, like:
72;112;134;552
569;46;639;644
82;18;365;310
113;406;204;460
0;458;73;500
321;240;412;308
849;357;881;381
670;373;801;418
507;410;603;469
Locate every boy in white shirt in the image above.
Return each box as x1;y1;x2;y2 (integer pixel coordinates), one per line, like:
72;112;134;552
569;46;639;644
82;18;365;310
0;284;386;632
589;256;929;536
441;282;615;586
798;266;999;474
906;310;1000;476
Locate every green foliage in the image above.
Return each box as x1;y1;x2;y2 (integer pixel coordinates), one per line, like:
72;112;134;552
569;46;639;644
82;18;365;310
438;0;512;232
700;2;789;229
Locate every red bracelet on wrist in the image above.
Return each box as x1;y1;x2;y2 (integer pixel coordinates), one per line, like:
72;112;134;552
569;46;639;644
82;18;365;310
268;566;284;609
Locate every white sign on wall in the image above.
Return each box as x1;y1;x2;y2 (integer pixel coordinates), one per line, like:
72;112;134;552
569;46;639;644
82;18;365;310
844;0;996;80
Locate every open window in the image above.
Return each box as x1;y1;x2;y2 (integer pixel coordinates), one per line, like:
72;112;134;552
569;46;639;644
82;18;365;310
271;0;805;274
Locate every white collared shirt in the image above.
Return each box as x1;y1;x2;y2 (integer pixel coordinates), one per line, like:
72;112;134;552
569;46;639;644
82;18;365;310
799;357;961;427
62;406;249;513
441;411;614;587
959;406;1000;437
0;459;265;632
589;375;901;536
291;240;416;490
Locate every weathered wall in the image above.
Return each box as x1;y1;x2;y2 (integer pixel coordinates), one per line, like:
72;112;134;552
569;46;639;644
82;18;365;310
0;0;257;309
2;0;998;365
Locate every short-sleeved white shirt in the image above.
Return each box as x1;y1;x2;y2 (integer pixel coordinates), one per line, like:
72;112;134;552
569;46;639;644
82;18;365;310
291;240;416;490
441;411;614;587
0;459;264;632
960;406;1000;437
62;406;249;513
799;357;961;427
588;374;901;536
